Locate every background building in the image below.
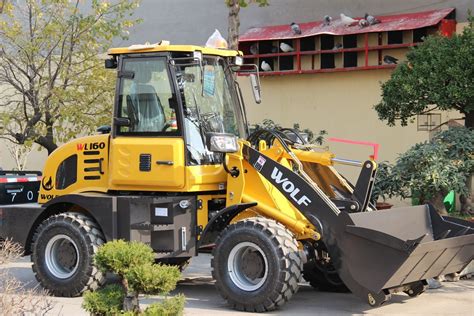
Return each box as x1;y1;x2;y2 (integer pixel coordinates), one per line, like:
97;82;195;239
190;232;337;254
1;0;472;194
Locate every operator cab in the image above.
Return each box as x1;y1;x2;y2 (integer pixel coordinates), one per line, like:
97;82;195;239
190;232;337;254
105;42;260;191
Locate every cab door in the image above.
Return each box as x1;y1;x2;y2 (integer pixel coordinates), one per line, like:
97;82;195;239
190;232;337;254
109;56;185;190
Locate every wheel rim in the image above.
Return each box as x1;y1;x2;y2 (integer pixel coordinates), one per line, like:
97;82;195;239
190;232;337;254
44;234;79;279
228;242;268;291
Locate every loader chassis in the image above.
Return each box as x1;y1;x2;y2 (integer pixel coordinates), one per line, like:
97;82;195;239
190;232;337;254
1;43;473;311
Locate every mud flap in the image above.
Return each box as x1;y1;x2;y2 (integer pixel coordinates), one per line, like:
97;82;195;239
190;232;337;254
242;145;474;306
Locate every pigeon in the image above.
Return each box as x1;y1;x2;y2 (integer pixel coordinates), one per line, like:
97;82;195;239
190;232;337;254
383;55;398;64
261;60;272;71
323;15;332;26
249;43;258;55
359;19;369;28
291;22;302;35
280;42;294;52
332;43;343;50
340;13;357;26
365;13;381;25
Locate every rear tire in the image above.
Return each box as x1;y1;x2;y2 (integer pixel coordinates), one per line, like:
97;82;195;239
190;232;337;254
302;243;349;293
212;217;302;312
31;212;105;296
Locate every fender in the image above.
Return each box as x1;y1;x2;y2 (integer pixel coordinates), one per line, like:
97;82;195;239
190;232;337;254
44;193;116;241
198;202;257;247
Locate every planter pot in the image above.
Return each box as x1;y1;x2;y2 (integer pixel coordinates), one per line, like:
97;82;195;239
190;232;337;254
376;202;393;210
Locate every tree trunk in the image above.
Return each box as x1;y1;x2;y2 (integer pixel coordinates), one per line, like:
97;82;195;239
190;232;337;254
227;0;240;50
427;191;449;215
464;110;474;129
35;136;57;155
459;174;473;215
121;277;140;312
461;111;473;214
123;293;139;313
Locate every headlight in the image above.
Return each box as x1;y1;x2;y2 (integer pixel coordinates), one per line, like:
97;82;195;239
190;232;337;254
206;133;239;153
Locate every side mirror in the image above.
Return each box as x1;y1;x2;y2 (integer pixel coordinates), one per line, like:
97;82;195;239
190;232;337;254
105;58;117;69
97;125;111;134
114;117;131;127
206;133;239;153
250;74;261;104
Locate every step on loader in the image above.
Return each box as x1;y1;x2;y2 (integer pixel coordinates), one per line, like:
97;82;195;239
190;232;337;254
0;41;472;312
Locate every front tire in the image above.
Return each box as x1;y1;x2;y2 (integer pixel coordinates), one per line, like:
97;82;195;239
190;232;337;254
31;212;105;297
212;217;303;312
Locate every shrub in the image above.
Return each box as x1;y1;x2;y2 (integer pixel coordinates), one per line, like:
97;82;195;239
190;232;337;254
0;239;55;314
252;119;327;145
142;295;186;316
126;263;181;295
370;161;395;204
82;284;124;315
94;240;155;277
85;240;184;315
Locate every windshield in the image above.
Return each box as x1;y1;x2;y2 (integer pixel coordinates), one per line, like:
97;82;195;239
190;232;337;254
175;56;245;165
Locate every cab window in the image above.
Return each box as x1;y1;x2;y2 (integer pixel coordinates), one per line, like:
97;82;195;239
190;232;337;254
117;58;179;135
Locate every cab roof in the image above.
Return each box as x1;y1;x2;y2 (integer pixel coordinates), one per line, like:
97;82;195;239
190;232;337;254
108;43;242;57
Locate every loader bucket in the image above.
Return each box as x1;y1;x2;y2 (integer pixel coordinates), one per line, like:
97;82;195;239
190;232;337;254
242;144;474;306
336;205;474;304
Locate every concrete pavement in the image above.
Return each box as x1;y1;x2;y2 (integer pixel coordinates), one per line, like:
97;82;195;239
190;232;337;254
2;255;473;315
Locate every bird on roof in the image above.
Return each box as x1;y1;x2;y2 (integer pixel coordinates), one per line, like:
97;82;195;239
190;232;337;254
340;13;357;26
323;15;332;26
249;43;258;55
261;60;272;71
365;13;381;25
291;22;302;35
280;42;294;52
359;19;369;28
383;55;398;65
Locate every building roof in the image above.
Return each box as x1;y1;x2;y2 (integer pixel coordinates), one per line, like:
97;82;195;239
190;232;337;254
108;44;242;57
239;8;455;42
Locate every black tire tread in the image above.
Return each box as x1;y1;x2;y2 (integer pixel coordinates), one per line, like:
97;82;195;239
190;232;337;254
31;212;105;296
212;217;303;312
302;259;349;292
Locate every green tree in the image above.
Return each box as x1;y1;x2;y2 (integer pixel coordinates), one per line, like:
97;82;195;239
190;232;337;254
226;0;269;50
375;15;474;129
0;0;141;155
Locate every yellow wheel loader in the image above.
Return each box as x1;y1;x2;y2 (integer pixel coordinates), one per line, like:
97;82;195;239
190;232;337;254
0;42;473;312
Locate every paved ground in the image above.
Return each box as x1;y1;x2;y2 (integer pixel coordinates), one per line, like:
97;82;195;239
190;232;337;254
2;255;473;315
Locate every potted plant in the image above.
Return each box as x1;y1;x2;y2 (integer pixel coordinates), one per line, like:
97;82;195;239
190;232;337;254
388;127;473;215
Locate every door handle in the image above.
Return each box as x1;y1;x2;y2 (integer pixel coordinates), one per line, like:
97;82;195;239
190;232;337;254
156;160;174;166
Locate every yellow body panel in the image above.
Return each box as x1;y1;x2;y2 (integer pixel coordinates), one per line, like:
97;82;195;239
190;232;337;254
38;134;110;203
108;137;227;191
108;44;242;57
185;165;227;192
109;137;186;189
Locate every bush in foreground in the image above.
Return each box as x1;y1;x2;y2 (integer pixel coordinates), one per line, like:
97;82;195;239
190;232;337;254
82;240;184;315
